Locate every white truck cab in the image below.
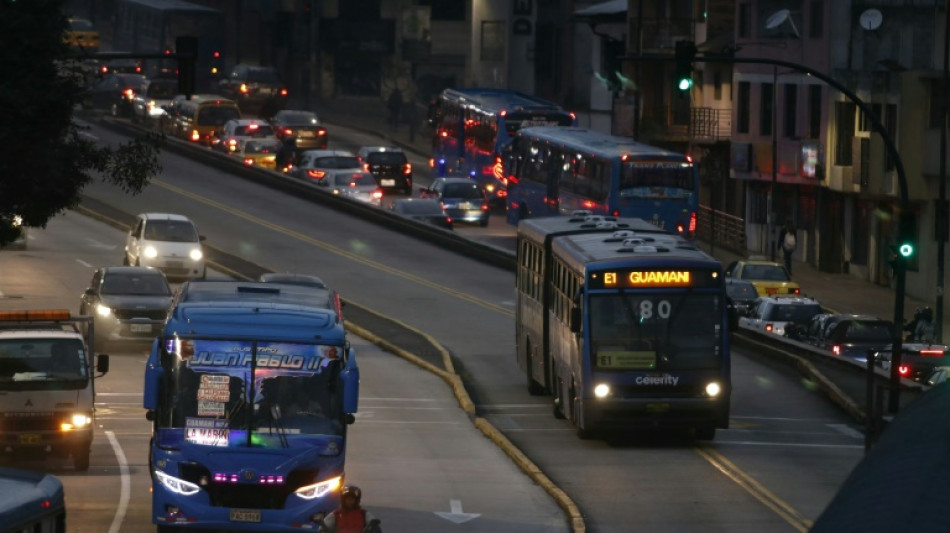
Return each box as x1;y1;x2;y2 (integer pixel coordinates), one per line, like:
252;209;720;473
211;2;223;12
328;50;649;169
0;309;109;471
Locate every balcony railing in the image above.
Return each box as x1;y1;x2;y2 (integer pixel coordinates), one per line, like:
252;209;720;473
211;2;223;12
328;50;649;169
691;107;732;141
697;205;747;254
639;106;733;143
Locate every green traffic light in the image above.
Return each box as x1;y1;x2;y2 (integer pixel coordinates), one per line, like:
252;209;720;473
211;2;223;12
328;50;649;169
677;78;693;91
899;243;914;257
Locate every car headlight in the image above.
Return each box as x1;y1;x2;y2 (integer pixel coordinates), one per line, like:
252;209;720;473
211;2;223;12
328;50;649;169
96;303;112;317
155;470;201;496
143;246;158;258
189;248;203;261
705;382;722;397
61;413;93;431
593;384;610;398
294;476;341;500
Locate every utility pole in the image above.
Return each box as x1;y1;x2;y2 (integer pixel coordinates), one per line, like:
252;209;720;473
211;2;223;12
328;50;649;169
770;66;778;261
937;4;949;343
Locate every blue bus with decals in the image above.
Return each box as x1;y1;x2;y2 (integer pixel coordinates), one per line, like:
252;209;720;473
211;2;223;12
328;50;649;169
515;214;729;439
143;280;357;531
428;88;575;205
504;126;699;237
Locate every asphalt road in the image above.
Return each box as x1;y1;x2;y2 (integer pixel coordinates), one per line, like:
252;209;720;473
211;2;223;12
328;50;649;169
0;115;868;532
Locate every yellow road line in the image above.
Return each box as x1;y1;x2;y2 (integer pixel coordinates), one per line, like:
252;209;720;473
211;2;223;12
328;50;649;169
154;179;514;317
695;447;813;532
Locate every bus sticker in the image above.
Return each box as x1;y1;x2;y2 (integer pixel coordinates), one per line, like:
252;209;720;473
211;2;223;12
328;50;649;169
197;401;225;417
596;351;656;369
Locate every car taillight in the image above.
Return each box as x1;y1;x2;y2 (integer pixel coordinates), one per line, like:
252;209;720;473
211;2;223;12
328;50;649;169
191;130;200;142
240;83;248;93
404;163;412;174
689;211;697;233
284;128;293;136
481;203;489;211
832;345;841;356
280;88;288;96
372;189;384;200
791;288;800;294
307;170;325;179
898;365;910;376
362;163;370;172
676;222;685;233
244;158;254;165
123;88;134;99
317;128;326;136
765;323;773;332
921;349;946;356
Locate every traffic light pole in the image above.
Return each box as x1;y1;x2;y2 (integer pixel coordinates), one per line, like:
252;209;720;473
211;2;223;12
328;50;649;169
623;51;911;413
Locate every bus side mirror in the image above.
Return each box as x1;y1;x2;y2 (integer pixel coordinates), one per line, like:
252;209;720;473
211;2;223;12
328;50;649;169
570;308;582;333
143;339;164;410
96;354;110;375
345;413;356;425
145;410;156;422
341;348;359;415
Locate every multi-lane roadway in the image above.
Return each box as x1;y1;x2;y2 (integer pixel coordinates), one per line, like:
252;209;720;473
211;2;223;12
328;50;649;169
0;116;867;532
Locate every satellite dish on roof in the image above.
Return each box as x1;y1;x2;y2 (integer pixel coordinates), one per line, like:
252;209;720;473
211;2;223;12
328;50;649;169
859;8;883;31
765;8;801;37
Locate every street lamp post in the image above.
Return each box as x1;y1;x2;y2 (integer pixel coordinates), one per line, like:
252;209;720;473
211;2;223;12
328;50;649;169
770;66;778;261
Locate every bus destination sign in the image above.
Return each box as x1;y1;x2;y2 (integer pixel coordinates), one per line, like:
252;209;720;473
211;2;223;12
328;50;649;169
590;269;718;289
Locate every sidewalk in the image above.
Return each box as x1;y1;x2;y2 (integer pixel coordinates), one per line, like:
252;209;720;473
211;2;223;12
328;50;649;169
300;95;949;339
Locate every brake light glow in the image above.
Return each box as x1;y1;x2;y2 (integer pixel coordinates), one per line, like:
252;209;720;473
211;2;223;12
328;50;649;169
765;323;773;332
317;129;326;136
621;154;629;162
244;158;254;165
500;110;507;117
213;51;221;58
832;345;841;356
481;203;489;211
689;211;697;233
284;129;293;136
899;365;910;376
239;83;248;93
0;309;70;321
280;88;288;96
362;163;370;172
123;88;134;99
921;349;946;356
686;154;694;163
676;223;685;233
248;124;259;130
404;163;412;174
372;189;384;200
429;158;435;168
440;130;447;137
792;288;800;294
569;112;577;120
191;130;200;141
307;170;326;179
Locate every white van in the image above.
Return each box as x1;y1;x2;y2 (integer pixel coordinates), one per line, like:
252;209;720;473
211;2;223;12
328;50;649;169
124;213;206;281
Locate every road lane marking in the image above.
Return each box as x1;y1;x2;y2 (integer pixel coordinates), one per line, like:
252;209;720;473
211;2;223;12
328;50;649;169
827;423;864;439
696;447;812;532
714;440;863;449
154;179;514;317
76;259;93;268
105;430;131;533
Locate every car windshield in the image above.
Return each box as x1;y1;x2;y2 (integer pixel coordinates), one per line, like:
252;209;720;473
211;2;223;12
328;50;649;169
244;140;281;154
235;124;275;137
589;293;722;370
842;321;894;342
247;69;281;83
314;156;360;169
742;264;790;281
0;339;88;389
398;201;444;215
101;272;171;296
70;19;94;31
726;283;757;300
278;112;318;125
144;220;199;242
197;106;240;125
366;152;406;165
765;304;823;323
443;183;484;199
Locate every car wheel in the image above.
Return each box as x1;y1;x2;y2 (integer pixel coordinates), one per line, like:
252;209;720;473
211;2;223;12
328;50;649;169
479;218;489;228
695;427;716;441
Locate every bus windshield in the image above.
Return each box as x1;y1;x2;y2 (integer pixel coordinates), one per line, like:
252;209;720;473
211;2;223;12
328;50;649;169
619;161;694;198
156;339;344;449
589;293;721;370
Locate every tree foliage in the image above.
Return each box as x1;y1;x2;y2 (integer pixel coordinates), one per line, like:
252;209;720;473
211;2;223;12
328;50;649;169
0;0;162;245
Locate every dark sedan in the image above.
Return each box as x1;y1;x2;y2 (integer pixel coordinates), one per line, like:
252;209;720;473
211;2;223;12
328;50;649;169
793;313;894;362
79;266;173;347
875;343;950;383
419;177;490;227
85;73;146;117
725;278;758;331
270;110;328;152
390;198;453;230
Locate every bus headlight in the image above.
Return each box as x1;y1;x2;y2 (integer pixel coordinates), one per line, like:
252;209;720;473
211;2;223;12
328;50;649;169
294;476;341;500
96;303;112;317
705;382;722;397
155;470;201;496
593;384;610;398
71;413;92;427
143;246;158;258
189;248;203;261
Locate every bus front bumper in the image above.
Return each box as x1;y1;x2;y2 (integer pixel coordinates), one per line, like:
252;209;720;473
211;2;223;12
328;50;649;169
582;396;730;431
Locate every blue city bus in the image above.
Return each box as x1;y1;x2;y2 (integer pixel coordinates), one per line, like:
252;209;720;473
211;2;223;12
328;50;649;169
143;281;358;531
515;213;729;439
504;126;700;237
429;88;575;205
0;468;66;533
112;0;225;91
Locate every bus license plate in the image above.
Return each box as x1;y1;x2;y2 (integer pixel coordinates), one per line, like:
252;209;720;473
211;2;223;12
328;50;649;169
230;509;261;523
19;434;41;444
130;324;152;333
646;403;671;413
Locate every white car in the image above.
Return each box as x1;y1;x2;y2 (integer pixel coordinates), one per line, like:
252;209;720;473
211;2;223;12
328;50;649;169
738;296;823;337
321;171;383;206
124;213;206;281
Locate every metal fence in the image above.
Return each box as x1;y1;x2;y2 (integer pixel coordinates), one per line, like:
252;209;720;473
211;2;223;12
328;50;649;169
697;205;747;254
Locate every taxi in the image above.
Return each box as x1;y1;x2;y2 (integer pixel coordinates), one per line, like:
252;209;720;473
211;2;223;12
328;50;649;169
237;138;282;170
64;17;99;52
725;259;800;297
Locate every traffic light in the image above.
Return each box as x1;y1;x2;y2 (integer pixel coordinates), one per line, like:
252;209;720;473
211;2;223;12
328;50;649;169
176;36;198;97
674;40;696;92
898;210;917;259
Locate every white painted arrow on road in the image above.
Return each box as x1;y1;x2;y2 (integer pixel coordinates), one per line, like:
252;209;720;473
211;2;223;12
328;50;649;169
434;499;481;524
